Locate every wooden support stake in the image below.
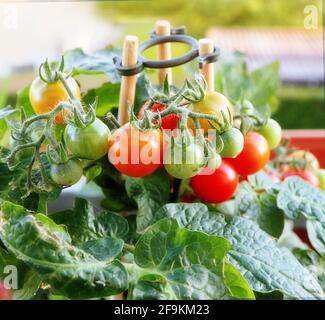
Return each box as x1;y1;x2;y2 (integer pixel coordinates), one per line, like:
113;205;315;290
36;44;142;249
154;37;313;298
118;35;139;125
199;38;215;92
155;20;173;85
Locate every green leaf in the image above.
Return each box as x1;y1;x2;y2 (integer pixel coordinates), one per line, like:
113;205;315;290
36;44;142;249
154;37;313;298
129;218;233;300
215;52;280;115
153;203;323;298
306;220;325;255
247;170;277;191
277;177;325;221
125;169;170;232
248;61;280;115
0;201;128;299
63;47;120;83
95;162;136;212
83;82;120;117
81;238;124;261
223;261;255;299
258;192;284;239
16;86;35;117
133;75;151;114
84;164;102;183
0;247;42;300
234;183;284;238
51;198;129;244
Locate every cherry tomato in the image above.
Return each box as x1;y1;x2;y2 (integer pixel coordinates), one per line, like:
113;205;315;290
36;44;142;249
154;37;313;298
191;160;238;203
280;150;320;173
258;119;282;150
282;170;320;187
220;127;244;158
226;132;270;175
188;91;232;133
108;123;162;177
65;118;110;161
50;159;83;186
164;138;205;179
138;101;179;131
316;169;325;191
29;75;80;124
0;283;11;300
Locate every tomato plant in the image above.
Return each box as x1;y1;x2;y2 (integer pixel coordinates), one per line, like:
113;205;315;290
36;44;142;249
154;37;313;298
108;123;162;177
191;160;238;203
65;118;110;160
226;132;270;175
1;35;325;302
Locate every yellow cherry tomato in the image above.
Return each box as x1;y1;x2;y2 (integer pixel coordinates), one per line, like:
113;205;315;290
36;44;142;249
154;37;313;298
188;91;233;134
29;75;81;124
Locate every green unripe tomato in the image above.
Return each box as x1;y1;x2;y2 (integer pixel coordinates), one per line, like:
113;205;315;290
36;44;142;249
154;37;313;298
64;118;110;160
207;151;222;170
164;140;205;179
258;119;282;150
50;159;83;186
220;127;244;158
316;169;325;191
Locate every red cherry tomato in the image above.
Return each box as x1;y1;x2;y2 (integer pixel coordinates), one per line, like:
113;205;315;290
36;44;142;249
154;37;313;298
226;132;270;176
138;102;179;131
108;123;163;177
191;160;239;203
282;170;320;187
0;283;11;300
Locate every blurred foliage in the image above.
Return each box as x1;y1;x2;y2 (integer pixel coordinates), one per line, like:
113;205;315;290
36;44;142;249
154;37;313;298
274;86;325;129
97;0;322;37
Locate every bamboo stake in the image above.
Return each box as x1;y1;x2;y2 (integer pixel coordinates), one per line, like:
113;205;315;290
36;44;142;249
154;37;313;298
199;38;215;91
155;20;173;85
118;35;139;125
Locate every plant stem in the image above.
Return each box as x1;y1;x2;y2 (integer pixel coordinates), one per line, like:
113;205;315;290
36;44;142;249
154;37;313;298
123;243;135;253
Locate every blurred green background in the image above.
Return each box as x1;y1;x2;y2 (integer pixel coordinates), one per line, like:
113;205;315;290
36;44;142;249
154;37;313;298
0;0;324;129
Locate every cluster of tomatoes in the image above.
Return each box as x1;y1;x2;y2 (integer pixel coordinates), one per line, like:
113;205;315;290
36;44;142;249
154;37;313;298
29;73;111;186
110;91;282;204
29;72;323;204
272;149;324;189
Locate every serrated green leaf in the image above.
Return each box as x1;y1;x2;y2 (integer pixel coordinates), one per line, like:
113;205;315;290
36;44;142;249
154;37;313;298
0;201;128;299
51;198;129;244
153;203;323;299
16;86;35;118
63;47;120;83
125;169;170;232
83;82;120;117
129;218;232;300
277;177;325;221
306;220;325;255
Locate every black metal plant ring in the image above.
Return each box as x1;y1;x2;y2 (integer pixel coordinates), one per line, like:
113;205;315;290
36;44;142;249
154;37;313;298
113;31;220;76
139;34;199;69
